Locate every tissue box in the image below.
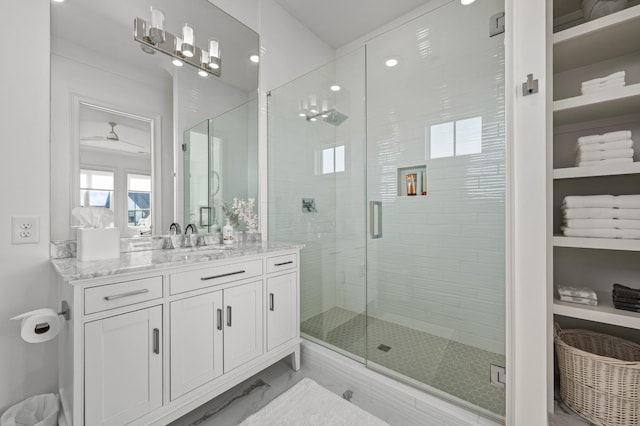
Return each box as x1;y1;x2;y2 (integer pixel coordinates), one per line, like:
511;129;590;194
77;228;120;261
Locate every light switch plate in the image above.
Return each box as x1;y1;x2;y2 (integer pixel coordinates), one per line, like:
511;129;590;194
11;216;40;244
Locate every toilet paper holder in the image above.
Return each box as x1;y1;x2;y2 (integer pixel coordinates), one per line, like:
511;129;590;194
58;301;70;320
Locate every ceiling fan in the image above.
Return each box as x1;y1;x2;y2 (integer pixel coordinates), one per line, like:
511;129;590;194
80;122;146;152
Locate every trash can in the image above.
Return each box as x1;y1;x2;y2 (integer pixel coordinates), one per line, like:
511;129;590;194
0;394;58;426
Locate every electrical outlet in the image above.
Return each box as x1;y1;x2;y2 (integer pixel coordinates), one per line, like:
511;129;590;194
12;216;39;244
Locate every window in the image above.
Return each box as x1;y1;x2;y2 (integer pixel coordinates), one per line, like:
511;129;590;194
321;145;345;174
80;169;114;210
429;116;482;159
127;173;151;230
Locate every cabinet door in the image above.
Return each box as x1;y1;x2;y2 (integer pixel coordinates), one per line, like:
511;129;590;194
85;306;162;426
267;272;298;351
223;280;263;372
170;291;223;400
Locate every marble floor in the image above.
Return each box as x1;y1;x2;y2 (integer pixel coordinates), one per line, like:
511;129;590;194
301;307;506;416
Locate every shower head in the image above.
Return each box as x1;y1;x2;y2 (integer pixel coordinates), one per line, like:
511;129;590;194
322;109;349;126
305;109;349;126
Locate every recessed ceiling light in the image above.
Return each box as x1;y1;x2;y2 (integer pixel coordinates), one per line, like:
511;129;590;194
172;58;184;67
198;69;208;77
249;54;259;63
385;58;399;68
330;84;341;92
52;0;65;3
461;0;476;4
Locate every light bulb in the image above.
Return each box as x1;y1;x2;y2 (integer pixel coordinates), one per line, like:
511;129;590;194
182;24;194;57
249;54;259;63
208;40;219;59
201;51;209;66
172;58;184;67
198;69;208;77
385;58;398;67
330;84;341;92
461;0;476;4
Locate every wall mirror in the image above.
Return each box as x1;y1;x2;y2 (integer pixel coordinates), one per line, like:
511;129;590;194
50;0;259;241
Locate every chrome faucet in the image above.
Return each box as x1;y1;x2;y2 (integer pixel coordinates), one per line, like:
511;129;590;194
169;222;182;234
185;223;198;234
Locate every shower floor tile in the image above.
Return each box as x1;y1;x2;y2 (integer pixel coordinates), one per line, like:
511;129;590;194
301;307;506;417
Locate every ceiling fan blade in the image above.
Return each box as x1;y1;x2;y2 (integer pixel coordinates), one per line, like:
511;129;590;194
119;139;146;149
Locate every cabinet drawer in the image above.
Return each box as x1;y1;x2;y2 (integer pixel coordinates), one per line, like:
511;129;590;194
170;260;263;295
266;253;297;274
85;276;163;315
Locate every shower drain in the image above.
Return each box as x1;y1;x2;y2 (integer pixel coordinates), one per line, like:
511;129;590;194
377;344;391;352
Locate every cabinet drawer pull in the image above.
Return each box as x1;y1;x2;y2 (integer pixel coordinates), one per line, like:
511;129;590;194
200;270;245;281
217;309;223;331
274;261;293;267
153;328;160;355
269;293;275;311
226;306;232;327
103;288;149;301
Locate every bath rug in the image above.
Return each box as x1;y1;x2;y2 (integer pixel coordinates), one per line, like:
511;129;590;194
238;377;390;425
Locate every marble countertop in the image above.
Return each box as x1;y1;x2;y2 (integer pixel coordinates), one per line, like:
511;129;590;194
51;241;304;283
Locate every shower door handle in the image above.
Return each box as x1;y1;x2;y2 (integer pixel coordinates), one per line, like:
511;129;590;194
369;201;382;239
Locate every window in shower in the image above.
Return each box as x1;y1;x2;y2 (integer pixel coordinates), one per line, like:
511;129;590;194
429;116;483;159
321;145;345;174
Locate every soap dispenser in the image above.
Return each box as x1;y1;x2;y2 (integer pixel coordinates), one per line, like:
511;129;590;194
222;218;234;245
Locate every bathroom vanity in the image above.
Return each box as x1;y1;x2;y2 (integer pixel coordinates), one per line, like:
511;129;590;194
52;241;302;426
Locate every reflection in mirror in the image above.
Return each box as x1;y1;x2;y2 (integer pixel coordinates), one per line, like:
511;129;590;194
50;0;259;241
78;103;154;236
183;99;258;233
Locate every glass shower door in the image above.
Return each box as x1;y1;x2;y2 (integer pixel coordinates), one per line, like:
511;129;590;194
365;0;506;418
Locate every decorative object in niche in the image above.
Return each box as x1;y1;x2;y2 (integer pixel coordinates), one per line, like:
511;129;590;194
582;0;628;21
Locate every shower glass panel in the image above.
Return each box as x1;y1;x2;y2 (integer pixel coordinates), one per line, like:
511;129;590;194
268;48;367;361
365;0;505;418
268;0;505;419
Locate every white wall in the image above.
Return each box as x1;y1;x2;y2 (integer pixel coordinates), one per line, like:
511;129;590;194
0;1;57;413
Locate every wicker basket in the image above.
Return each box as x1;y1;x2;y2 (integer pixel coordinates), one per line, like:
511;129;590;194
554;324;640;426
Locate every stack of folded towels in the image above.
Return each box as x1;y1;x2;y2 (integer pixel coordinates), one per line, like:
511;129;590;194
562;195;640;239
558;285;598;306
575;130;634;167
581;71;626;95
612;284;640;313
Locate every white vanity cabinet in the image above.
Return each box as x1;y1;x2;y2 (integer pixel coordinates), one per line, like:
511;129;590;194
55;244;301;426
85;306;163;426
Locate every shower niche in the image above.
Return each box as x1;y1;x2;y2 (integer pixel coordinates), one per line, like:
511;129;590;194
397;165;427;197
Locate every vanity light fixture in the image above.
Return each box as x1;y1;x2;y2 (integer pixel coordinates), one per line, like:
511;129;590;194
134;10;222;77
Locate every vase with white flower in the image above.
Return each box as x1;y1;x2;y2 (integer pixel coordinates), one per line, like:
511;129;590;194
222;198;258;234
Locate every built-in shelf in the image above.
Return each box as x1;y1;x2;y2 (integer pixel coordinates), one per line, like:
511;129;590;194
554;5;640;73
553;235;640;251
397;165;427;197
554;290;640;330
553;162;640;179
553;83;640;126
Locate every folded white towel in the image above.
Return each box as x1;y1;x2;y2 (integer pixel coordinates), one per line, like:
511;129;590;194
563;195;615;208
577;158;634;167
581;83;626;95
615;195;640;209
578;140;633;152
558;295;598;306
581;71;626;86
576;148;634;163
578;131;633;145
561;226;640;239
564;219;640;229
563;208;640;220
557;285;598;299
581;77;626;88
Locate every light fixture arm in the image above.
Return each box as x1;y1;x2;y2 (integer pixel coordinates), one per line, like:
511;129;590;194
134;17;221;77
